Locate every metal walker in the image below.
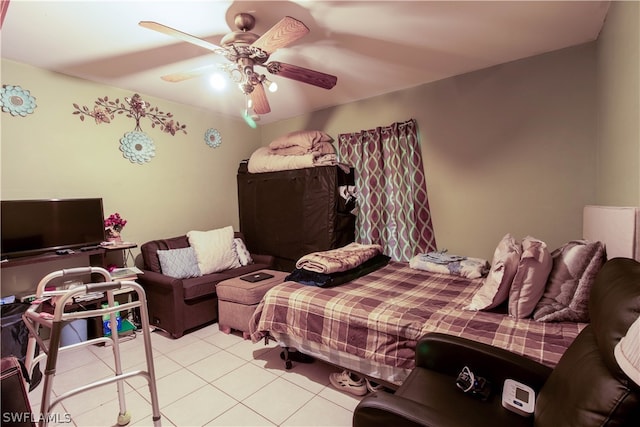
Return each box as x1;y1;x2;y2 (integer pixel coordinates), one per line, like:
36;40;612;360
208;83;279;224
22;267;161;426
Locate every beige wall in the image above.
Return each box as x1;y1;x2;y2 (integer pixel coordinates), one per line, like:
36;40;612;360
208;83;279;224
596;0;640;205
264;43;598;260
1;60;261;295
1;60;261;237
2;3;638;293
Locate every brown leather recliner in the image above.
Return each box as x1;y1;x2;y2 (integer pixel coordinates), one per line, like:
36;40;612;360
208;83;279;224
353;257;640;427
139;232;274;338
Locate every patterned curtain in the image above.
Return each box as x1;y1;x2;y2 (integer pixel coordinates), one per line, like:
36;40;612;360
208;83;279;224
338;119;436;261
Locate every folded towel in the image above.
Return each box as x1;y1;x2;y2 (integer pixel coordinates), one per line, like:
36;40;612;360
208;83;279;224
409;254;489;279
420;251;467;264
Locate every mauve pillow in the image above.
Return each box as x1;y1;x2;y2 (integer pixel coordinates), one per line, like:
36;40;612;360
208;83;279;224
467;234;522;311
508;236;553;318
533;240;606;322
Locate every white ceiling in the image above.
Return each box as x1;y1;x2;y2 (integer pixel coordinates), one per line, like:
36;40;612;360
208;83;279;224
1;1;611;124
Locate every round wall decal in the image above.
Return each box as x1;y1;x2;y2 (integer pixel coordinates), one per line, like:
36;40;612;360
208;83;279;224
119;131;156;164
204;128;222;148
1;85;37;116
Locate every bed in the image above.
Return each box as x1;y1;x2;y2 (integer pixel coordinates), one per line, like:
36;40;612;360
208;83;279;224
249;260;586;385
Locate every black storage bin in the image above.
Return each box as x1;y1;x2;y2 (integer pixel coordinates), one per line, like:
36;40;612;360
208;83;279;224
1;302;42;389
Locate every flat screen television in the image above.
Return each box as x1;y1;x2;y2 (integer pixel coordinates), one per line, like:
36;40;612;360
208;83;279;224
1;198;105;259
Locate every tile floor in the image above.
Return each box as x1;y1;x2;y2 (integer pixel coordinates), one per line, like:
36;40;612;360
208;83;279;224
27;324;366;426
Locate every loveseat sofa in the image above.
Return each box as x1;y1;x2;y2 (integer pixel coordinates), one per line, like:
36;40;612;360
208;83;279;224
139;231;274;338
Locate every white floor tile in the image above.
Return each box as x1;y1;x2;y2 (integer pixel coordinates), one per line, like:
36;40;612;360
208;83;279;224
125;354;182;390
318;385;365;412
204;403;275;426
225;337;276;361
161;384;238;426
154;368;207;406
53;345;102;374
187;350;247;382
150;329;200;355
281;395;354;427
242;377;315;426
34;326;366;426
188;323;220;340
164;338;221;367
67;388;153;427
203;329;245;349
212;362;278;401
50;361;115;396
249;345;288;377
53;380;133;418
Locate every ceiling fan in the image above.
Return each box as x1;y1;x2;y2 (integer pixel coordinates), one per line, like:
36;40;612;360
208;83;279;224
139;13;337;116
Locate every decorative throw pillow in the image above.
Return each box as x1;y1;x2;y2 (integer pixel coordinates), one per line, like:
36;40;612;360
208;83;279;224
234;238;253;266
467;233;522;311
187;226;240;275
508;236;552;318
533;240;606;322
157;247;201;279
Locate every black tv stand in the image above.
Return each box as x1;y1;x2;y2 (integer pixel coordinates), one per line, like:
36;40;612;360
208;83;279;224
0;248;106;269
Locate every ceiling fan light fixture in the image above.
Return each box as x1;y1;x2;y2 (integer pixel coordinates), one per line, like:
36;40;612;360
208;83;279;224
209;73;227;91
141;12;336;120
264;78;278;93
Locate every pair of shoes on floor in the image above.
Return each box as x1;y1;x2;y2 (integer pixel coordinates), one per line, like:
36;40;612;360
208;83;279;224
365;378;385;393
329;370;367;396
329;370;385;396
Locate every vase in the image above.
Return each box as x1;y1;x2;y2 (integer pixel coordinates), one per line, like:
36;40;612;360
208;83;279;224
107;230;123;244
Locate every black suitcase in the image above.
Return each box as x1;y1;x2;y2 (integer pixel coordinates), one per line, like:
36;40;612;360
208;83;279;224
1;302;42;390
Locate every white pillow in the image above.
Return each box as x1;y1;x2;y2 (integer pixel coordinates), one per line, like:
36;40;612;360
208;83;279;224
508;236;552;318
467;233;521;311
187;226;239;274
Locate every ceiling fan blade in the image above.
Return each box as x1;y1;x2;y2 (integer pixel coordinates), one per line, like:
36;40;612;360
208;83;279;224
251;16;309;54
265;61;337;90
139;21;222;53
160;64;217;82
251;83;271;115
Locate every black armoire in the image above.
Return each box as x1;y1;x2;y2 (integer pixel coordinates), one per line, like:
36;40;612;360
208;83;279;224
237;163;355;271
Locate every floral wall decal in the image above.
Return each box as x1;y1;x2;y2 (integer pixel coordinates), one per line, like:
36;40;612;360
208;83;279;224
72;93;187;164
204;128;222;148
1;85;37;116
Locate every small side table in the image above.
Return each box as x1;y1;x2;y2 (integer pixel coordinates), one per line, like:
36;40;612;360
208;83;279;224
103;242;137;267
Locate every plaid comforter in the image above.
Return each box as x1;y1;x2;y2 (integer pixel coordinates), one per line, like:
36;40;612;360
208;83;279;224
249;261;585;370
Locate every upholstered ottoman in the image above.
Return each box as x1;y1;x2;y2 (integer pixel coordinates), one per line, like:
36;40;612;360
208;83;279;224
216;269;288;338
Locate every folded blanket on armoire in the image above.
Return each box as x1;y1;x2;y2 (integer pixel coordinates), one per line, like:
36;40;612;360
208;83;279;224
247;146;340;173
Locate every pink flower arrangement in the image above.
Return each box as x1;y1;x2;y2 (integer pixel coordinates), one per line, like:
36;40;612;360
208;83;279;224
104;212;127;233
